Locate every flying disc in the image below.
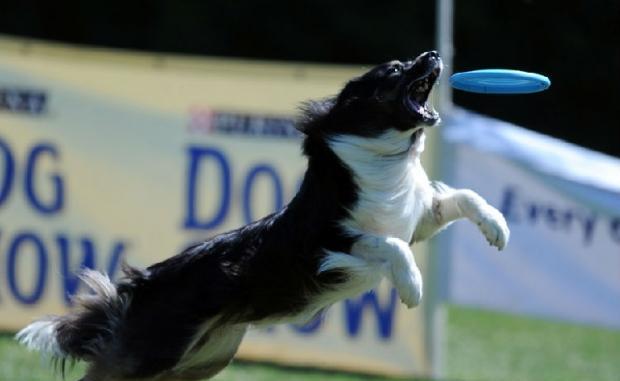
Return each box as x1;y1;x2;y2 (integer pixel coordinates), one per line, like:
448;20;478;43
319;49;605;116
450;69;550;94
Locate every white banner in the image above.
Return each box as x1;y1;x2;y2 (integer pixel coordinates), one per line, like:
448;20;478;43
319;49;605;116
441;109;620;328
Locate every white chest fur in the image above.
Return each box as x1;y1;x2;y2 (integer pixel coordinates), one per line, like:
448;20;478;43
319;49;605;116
328;129;433;242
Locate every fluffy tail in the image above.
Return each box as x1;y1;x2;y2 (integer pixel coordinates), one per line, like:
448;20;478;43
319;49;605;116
15;317;65;359
16;269;130;370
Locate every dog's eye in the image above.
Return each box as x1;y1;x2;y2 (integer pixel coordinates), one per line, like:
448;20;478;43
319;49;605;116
387;67;401;75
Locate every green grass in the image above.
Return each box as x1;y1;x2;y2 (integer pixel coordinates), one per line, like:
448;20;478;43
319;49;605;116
215;362;409;381
444;306;620;381
2;306;619;381
0;337;401;381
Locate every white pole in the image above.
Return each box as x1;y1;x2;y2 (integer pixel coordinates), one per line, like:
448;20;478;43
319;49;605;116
437;0;454;114
425;0;454;379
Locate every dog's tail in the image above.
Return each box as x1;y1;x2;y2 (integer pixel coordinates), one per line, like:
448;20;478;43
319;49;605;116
15;269;132;372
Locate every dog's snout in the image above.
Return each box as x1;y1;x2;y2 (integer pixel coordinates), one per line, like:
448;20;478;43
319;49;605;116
420;51;440;63
408;51;441;68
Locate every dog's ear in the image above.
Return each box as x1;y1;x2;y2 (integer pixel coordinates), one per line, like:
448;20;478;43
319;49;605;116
337;77;377;104
296;99;334;135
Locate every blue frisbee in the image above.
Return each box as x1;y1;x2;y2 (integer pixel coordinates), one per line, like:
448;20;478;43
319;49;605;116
450;69;550;94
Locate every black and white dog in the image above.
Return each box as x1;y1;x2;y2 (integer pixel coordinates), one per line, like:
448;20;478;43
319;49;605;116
17;51;509;381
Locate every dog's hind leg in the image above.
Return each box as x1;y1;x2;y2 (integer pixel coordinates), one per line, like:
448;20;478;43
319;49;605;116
412;182;510;249
170;323;248;380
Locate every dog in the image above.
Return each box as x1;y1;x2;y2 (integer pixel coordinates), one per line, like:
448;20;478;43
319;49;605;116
16;51;509;381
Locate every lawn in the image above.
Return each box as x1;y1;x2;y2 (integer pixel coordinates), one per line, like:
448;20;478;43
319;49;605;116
2;306;618;381
444;307;620;381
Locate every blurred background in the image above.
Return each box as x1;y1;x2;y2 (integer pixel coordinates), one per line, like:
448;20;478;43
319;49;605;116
0;1;618;381
1;0;618;156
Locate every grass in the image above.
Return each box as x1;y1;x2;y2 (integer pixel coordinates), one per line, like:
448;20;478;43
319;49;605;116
2;306;618;381
444;306;620;381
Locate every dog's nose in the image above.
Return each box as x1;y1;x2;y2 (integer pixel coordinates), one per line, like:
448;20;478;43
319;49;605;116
424;50;440;60
413;51;440;64
407;51;441;69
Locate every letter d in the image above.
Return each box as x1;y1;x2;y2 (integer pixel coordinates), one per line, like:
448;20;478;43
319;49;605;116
183;146;231;230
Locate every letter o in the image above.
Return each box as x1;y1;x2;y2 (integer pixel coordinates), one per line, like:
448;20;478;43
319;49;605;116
0;138;15;206
24;143;64;214
242;164;283;223
7;232;48;305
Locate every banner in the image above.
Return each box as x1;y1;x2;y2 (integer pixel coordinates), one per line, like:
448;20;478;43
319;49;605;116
441;109;620;328
0;36;437;377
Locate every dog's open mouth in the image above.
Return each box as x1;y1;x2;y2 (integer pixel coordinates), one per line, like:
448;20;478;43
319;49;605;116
404;58;442;124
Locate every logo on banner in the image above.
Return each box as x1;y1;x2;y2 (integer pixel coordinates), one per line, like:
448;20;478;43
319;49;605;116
188;107;302;139
0;88;48;116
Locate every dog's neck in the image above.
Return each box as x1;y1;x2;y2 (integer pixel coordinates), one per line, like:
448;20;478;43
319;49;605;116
326;128;427;239
287;128;427;245
329;128;423;157
326;129;425;190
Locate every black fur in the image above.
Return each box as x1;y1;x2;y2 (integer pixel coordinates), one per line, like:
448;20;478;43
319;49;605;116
20;51;442;381
54;100;362;379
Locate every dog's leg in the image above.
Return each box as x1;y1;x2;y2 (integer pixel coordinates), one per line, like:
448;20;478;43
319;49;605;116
413;182;509;249
170;323;247;380
351;235;423;308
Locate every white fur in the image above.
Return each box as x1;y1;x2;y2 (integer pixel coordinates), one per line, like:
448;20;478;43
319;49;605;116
310;251;385;311
322;127;509;309
321;128;433;308
247;129;435;324
15;319;65;359
328;128;433;241
78;269;118;300
428;188;510;248
173;321;247;375
15;269;128;363
318;235;423;308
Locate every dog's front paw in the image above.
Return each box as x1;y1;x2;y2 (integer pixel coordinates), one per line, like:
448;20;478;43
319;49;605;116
354;235;424;308
476;205;510;250
393;264;423;308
